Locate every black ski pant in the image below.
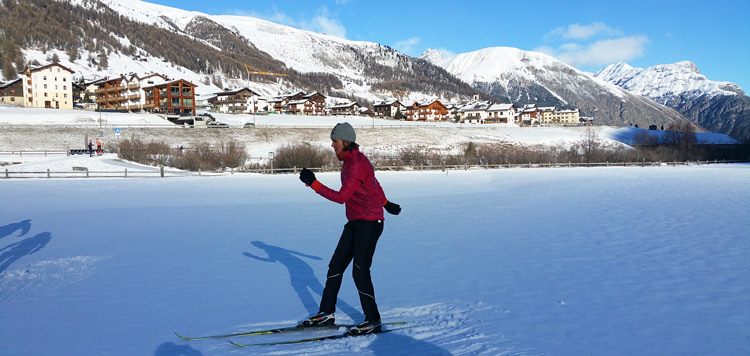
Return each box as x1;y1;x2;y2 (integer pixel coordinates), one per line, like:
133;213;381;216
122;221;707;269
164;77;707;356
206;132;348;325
319;220;383;322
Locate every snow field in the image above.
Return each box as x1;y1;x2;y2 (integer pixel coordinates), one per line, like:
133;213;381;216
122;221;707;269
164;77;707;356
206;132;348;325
1;164;749;355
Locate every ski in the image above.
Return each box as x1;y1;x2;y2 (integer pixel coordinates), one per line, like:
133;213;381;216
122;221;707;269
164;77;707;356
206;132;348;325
175;321;406;341
226;325;408;347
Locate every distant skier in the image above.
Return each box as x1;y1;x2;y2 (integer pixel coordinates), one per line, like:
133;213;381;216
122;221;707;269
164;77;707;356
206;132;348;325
298;122;401;336
88;140;94;157
96;138;103;156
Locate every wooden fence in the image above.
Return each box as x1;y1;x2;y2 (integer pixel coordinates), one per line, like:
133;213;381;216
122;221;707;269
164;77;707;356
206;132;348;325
1;150;744;179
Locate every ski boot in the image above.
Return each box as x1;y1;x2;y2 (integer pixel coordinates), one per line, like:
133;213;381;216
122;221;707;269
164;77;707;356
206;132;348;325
300;312;335;327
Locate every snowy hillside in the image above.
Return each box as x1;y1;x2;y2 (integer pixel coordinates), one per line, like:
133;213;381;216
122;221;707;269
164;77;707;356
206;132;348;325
423;47;573;88
55;0;423;103
594;61;746;100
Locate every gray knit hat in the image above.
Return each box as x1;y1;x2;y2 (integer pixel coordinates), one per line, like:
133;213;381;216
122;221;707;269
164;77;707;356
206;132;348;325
330;122;356;142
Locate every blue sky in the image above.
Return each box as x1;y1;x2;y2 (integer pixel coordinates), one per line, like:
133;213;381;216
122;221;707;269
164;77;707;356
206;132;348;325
147;0;750;92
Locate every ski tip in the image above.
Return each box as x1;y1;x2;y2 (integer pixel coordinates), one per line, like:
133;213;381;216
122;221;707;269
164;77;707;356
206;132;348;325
174;331;190;340
226;337;246;347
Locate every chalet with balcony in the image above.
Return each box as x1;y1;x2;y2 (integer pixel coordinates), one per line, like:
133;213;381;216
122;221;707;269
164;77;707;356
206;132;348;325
458;102;490;123
142;79;197;115
486;103;517;124
302;92;326;115
403;100;448;121
329;101;361;115
209;87;267;114
273;91;326;115
543;108;580;125
520;104;541;126
374;100;405;118
92;73;170;112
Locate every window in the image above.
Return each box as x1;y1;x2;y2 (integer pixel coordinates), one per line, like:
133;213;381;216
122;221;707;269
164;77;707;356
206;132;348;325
44;84;47;89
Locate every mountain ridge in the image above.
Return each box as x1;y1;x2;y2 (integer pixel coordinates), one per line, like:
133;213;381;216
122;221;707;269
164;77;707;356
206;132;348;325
594;61;749;140
422;46;692;128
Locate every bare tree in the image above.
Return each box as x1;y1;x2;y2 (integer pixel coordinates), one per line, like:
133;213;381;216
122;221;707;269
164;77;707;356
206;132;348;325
581;127;601;163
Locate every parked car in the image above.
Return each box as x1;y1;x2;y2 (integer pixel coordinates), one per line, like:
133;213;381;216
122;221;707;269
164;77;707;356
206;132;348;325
243;122;255;128
207;121;229;128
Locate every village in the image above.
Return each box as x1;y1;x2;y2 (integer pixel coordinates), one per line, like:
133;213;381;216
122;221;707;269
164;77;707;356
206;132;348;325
0;62;588;127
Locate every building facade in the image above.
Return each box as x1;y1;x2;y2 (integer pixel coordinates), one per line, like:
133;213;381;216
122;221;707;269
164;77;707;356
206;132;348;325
209;88;267;114
374;100;405;117
404;100;449;121
18;63;75;109
486;103;516;124
142;79;197;115
0;79;23;105
93;73;170;111
329;102;361;115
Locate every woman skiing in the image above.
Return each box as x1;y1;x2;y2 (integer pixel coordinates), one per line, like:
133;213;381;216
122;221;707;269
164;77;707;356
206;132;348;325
298;122;401;335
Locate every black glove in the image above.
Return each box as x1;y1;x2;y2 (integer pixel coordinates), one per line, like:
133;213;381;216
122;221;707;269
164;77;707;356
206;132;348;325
299;168;316;186
384;201;401;215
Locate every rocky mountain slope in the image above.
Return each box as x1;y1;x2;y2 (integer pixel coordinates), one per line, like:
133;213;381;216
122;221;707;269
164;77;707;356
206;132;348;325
594;61;749;141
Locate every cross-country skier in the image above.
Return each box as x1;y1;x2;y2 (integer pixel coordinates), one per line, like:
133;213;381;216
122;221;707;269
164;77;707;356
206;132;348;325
298;122;401;336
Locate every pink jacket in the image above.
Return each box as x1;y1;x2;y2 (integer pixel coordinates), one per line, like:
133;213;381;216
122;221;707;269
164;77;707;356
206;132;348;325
311;149;387;221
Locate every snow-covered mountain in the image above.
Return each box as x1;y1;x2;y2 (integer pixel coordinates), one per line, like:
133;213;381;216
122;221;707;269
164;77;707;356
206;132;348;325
422;47;691;128
594;61;750;140
39;0;474;104
595;61;744;100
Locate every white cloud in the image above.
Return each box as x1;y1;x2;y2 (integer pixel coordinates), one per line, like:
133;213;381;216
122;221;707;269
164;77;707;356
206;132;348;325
240;6;347;39
394;37;421;56
537;36;650;67
545;22;623;41
539;21;649;68
299;7;347;38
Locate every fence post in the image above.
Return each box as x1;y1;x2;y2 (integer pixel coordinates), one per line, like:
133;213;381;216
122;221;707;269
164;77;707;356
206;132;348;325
5;168;7;178
125;168;128;178
47;168;50;178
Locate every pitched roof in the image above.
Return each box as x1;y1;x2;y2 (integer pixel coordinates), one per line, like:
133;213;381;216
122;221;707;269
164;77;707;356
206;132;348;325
28;62;75;74
0;78;21;89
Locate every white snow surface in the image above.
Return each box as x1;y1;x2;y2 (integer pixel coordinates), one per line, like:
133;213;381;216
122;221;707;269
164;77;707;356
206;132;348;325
2;160;749;355
1;105;748;355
